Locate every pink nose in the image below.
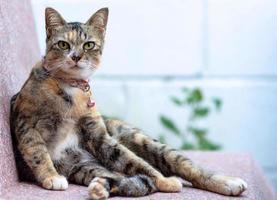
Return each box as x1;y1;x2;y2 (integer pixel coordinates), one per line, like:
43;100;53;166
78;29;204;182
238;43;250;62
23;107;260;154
71;55;81;62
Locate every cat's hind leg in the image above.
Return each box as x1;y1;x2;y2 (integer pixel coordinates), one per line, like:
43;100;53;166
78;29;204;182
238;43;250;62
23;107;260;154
79;116;182;193
105;119;247;196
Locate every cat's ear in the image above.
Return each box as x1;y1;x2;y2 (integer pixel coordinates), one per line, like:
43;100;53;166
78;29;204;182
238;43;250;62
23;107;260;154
45;7;66;37
85;8;109;30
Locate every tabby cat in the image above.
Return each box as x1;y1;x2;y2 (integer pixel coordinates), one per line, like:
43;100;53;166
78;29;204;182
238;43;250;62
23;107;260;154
10;7;247;200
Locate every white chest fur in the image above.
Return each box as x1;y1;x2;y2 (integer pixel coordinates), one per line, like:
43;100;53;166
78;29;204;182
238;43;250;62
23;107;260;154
64;85;79;96
48;119;79;161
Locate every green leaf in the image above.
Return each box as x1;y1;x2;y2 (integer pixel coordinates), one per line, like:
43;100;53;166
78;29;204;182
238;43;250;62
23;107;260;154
212;98;222;111
188;127;207;137
170;96;183;106
160;86;224;151
197;137;221;150
181;142;195;150
186;88;203;104
160;115;180;135
193;107;210;118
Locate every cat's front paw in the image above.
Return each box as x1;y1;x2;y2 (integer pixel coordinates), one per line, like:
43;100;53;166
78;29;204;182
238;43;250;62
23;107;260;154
211;175;247;196
88;177;110;200
42;175;68;190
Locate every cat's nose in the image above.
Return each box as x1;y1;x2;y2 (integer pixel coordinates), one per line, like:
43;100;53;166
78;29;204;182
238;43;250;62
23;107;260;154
71;54;81;62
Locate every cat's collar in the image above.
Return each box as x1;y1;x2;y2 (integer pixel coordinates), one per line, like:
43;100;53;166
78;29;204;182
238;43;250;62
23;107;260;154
58;78;91;92
41;59;91;92
58;78;96;108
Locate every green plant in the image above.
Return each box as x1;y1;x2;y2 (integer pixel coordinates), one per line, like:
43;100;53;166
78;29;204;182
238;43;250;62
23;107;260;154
159;87;222;150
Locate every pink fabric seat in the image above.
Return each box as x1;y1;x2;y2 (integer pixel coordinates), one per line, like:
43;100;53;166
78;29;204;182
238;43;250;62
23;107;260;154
0;152;276;200
0;0;276;199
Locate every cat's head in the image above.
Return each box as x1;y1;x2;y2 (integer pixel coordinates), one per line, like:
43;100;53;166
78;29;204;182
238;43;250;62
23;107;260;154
43;7;108;80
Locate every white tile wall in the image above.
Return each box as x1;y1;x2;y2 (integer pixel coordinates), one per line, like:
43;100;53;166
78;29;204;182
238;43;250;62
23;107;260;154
206;0;277;76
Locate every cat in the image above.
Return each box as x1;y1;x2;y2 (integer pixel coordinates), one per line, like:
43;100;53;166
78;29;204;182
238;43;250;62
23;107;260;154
10;7;247;200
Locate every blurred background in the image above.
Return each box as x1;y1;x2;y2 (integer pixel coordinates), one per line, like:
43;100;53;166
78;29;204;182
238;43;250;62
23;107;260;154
31;0;277;191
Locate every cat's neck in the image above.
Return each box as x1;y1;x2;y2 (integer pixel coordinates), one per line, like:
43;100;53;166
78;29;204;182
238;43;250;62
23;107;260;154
40;59;90;92
56;78;90;92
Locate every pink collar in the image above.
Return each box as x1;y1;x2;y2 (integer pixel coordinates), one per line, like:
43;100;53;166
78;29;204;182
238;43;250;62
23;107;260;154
59;78;90;92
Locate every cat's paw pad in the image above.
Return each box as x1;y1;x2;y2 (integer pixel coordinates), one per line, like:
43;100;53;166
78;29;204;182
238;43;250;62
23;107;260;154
156;176;182;192
88;177;109;200
212;175;247;196
42;175;68;190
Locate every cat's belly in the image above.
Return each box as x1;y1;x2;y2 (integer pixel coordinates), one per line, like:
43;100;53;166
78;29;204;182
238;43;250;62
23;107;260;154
48;119;79;161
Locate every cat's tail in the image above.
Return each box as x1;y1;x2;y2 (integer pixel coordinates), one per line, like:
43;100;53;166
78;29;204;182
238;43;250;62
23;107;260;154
88;174;157;199
111;174;157;196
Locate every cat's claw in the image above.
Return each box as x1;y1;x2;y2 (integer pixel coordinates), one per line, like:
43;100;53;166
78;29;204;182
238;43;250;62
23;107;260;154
88;177;109;200
42;175;68;190
211;175;247;196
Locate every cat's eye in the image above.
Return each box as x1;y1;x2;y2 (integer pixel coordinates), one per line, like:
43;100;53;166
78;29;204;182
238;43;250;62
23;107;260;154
83;42;95;50
58;41;70;50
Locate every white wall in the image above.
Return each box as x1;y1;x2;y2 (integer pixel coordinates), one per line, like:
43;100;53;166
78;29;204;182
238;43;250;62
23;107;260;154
31;0;277;190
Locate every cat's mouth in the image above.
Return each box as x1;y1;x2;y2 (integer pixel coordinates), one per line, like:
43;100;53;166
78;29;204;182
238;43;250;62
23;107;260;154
71;62;88;69
71;64;81;69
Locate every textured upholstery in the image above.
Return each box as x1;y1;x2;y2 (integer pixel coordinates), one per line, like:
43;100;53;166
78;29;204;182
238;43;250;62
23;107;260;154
0;0;276;199
0;0;39;194
1;153;276;200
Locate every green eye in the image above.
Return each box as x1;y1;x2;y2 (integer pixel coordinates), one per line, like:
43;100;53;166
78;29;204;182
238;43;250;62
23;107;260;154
58;41;70;50
83;42;95;50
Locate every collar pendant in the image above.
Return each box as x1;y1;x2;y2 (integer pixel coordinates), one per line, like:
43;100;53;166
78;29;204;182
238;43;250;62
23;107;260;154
87;97;96;108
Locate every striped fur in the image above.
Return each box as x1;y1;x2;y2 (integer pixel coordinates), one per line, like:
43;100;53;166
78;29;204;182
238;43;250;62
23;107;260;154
10;7;247;200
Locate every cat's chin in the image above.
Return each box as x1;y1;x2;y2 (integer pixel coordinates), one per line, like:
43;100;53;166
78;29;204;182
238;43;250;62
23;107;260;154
71;68;94;80
52;67;93;81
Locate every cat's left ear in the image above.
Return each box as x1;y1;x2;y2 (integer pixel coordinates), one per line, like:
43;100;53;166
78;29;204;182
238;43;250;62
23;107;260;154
45;7;66;38
85;8;109;31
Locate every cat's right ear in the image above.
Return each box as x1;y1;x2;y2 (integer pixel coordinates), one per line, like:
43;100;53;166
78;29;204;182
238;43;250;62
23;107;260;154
45;7;66;38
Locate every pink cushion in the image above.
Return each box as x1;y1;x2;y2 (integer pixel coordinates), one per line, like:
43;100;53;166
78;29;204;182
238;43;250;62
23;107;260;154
1;152;276;200
0;0;39;192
